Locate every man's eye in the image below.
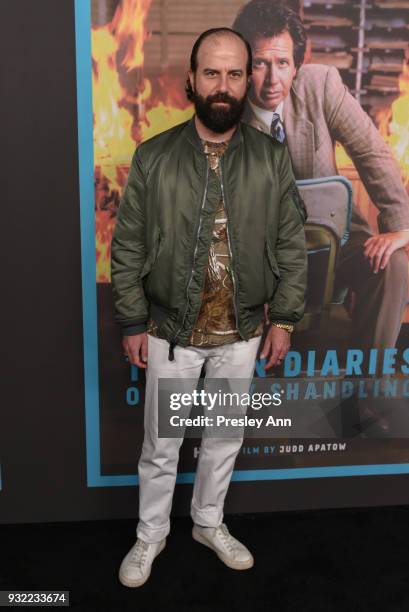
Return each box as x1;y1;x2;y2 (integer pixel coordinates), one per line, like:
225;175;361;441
279;60;289;66
253;60;265;68
230;72;242;78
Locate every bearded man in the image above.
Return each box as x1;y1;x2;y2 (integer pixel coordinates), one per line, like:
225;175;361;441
111;27;307;587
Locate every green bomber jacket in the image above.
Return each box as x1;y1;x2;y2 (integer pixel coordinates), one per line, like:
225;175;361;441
111;116;308;356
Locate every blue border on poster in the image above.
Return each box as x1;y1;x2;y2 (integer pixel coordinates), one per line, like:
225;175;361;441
74;0;409;488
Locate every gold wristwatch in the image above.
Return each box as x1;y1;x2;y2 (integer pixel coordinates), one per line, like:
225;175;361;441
271;322;294;334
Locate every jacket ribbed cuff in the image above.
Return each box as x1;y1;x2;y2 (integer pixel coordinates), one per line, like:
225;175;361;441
121;322;148;336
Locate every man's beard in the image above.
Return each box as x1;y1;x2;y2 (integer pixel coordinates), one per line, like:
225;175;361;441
192;89;247;133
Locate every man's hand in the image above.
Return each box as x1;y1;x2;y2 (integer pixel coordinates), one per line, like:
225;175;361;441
363;231;409;273
123;332;148;368
260;325;291;370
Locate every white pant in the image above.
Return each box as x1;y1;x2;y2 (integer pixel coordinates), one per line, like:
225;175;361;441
136;334;262;543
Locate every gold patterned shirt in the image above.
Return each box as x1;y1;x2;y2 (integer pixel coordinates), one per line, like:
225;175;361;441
148;138;263;346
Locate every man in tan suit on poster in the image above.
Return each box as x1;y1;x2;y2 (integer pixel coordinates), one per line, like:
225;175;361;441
233;0;409;363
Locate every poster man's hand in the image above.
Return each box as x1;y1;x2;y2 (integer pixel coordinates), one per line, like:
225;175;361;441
363;231;409;273
260;325;291;370
122;332;148;368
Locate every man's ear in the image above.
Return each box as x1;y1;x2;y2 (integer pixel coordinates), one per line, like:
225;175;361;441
187;70;194;90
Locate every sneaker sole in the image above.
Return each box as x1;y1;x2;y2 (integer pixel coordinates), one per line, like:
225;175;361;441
118;569;151;588
118;539;166;588
192;529;254;570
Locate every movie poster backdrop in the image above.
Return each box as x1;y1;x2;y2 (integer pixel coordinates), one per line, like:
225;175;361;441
76;0;409;492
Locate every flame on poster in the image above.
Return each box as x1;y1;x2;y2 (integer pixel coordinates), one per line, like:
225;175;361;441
92;0;192;282
376;63;409;191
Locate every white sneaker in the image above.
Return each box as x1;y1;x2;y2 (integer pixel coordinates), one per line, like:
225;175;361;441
192;523;254;570
118;538;166;587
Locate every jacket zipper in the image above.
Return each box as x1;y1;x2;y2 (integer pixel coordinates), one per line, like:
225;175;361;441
168;163;210;361
220;158;243;340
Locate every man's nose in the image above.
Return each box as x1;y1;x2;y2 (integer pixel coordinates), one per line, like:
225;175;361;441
217;73;229;92
265;63;278;85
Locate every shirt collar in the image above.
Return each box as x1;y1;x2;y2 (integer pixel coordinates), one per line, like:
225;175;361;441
248;99;284;127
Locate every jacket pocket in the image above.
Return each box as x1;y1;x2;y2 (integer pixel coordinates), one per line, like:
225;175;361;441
141;229;161;279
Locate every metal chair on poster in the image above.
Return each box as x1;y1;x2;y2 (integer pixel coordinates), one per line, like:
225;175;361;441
295;176;353;332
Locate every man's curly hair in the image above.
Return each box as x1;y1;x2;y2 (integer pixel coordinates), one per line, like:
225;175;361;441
232;0;307;69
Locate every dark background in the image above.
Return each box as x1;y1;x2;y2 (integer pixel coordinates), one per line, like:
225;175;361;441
2;0;409;524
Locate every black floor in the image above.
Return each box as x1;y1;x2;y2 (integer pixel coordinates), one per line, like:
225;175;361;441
2;506;409;611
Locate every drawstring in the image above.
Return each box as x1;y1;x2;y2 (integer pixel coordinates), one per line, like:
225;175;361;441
168;341;176;361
